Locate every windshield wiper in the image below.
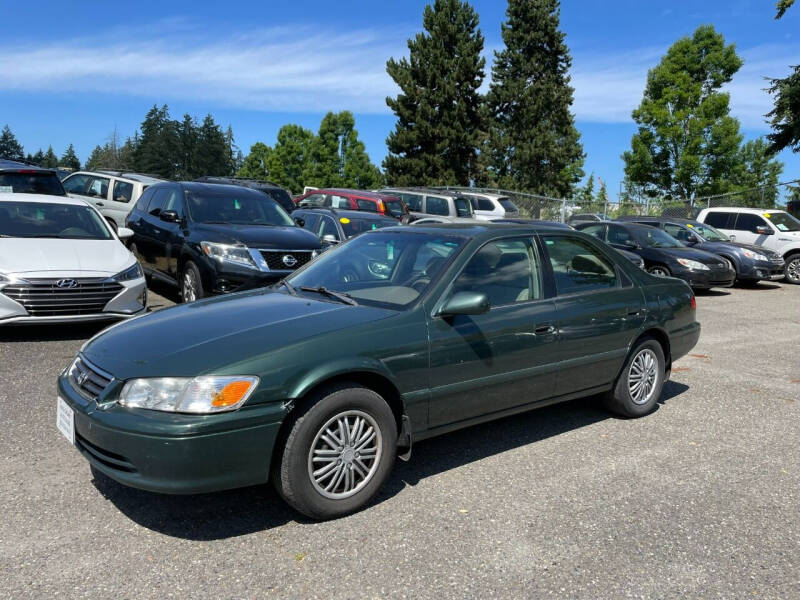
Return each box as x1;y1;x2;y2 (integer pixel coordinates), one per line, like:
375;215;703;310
299;286;358;306
278;279;297;296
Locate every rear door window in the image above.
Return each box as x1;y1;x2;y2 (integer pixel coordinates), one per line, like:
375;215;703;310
112;180;134;203
498;198;518;212
330;195;351;209
425;196;449;216
356;198;379;212
401;193;422;212
703;211;735;229
543;236;618;295
86;176;110;200
454;197;473;218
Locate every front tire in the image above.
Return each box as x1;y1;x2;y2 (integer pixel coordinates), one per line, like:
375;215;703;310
180;261;205;303
603;337;665;418
784;254;800;285
274;383;397;520
648;265;671;277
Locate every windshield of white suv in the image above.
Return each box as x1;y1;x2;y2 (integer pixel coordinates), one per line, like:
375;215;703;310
187;193;295;227
763;211;800;232
0;201;112;239
0;172;66;196
686;222;729;241
287;231;467;309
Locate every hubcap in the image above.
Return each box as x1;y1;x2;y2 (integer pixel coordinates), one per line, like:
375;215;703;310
307;410;382;500
182;270;197;302
628;348;659;405
650;267;668;277
787;258;800;283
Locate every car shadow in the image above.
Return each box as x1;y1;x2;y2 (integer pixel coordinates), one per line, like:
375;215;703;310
735;282;782;291
695;289;730;297
0;321;109;343
146;278;181;306
92;380;689;540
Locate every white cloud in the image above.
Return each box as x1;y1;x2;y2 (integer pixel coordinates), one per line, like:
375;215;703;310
0;21;796;131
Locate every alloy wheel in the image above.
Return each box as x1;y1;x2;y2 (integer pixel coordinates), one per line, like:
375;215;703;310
628;348;659;405
649;267;669;277
786;257;800;284
182;270;198;302
307;410;382;500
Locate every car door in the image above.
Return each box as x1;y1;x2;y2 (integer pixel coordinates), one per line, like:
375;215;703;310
541;233;646;396
103;179;135;229
136;187;168;273
426;236;559;428
731;213;775;250
151;186;186;278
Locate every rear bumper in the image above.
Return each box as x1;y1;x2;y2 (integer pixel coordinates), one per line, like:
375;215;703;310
670;321;701;362
57;374;286;494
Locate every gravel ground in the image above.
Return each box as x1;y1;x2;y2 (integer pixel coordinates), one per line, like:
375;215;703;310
0;281;798;599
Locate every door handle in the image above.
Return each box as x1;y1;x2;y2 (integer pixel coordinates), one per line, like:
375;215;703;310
96;202;104;206
534;324;555;335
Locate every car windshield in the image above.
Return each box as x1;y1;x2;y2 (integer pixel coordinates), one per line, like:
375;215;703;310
287;231;467;309
763;211;800;232
635;227;682;248
0;201;112;239
0;172;66;196
187;192;295;226
687;222;729;241
340;216;396;238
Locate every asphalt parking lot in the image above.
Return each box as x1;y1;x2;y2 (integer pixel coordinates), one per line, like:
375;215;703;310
1;282;798;599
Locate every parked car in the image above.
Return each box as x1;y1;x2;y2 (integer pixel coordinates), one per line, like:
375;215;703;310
125;182;322;302
292;207;398;246
410;215;481;225
379;187;475;220
62;170;163;232
696;207;800;284
294;188;408;219
57;222;699;519
490;218;570;229
0;158;67;197
567;213;605;225
617;216;785;283
462;192;520;220
0;192;146;324
194;176;295;214
575;221;735;290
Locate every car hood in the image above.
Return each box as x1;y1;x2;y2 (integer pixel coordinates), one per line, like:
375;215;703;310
699;241;774;256
82;289;395;379
656;246;726;265
191;223;320;249
0;238;134;275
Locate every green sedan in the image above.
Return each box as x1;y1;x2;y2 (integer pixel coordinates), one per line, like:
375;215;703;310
57;224;700;519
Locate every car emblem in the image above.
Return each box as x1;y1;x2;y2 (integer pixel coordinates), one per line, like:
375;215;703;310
282;254;298;267
76;371;88;386
56;279;78;288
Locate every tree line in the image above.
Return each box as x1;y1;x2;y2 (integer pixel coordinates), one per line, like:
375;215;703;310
0;125;82;171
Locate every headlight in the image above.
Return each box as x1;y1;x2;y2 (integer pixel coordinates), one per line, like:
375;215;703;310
676;258;710;270
113;262;143;282
743;250;768;261
201;242;258;269
119;375;259;413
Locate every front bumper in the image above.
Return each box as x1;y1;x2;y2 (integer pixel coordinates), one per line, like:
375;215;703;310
736;258;785;282
57;373;286;494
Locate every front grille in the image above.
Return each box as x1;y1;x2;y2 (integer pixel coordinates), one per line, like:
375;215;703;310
68;355;113;401
75;432;136;473
1;277;122;316
258;250;314;271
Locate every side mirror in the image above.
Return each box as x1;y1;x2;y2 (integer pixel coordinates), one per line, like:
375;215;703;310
294;216;305;227
755;225;773;235
322;234;339;245
159;210;180;223
439;291;490;317
685;234;699;244
625;240;641;250
117;227;134;240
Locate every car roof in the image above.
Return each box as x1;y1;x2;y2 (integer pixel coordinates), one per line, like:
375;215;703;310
194;176;285;190
295;207;396;220
703;206;786;214
0;158;56;172
310;188;401;200
380;187;466;198
85;170;163;184
577;220;657;232
170;181;274;197
393;222;578;238
0;192;89;206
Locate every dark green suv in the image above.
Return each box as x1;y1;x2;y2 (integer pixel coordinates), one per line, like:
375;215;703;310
57;223;700;519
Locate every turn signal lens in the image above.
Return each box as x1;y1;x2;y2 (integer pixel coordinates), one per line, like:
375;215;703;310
690;295;696;310
212;380;253;407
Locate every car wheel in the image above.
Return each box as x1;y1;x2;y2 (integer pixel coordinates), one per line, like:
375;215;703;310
603;337;665;418
274;383;397;519
180;262;205;303
647;265;671;277
784;254;800;285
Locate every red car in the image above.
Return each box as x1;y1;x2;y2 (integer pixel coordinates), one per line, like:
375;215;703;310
294;188;408;219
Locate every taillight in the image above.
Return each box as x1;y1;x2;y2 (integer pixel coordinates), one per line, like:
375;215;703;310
690;294;696;310
378;201;385;213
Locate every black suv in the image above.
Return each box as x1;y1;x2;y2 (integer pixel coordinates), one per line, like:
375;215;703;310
617;216;785;283
576;221;735;290
194;176;295;214
126;182;322;302
0;158;67;196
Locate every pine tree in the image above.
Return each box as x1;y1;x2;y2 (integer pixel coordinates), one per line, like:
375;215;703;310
0;125;24;160
194;115;230;178
59;144;81;171
85;145;106;171
176;114;197;179
31;149;45;166
578;174;595;206
623;26;744;201
224;125;240;175
238;142;272;181
384;0;485;186
42;146;59;168
766;3;798;155
485;0;584;197
133;105;180;178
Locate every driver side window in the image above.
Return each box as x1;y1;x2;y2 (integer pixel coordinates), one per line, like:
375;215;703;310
452;239;541;307
664;223;689;242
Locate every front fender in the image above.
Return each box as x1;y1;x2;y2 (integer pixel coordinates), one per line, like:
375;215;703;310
288;356;401;401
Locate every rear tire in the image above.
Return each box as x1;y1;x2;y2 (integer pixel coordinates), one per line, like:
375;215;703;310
180;261;205;303
273;383;397;520
603;337;665;418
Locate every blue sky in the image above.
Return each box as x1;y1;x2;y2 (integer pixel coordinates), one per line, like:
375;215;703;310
1;0;798;199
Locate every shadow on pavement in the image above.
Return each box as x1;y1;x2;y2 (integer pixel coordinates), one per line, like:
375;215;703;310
0;321;110;343
93;380;689;540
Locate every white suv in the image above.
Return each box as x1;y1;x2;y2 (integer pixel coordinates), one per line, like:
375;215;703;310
462;192;521;221
696;207;800;284
62;170;163;231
